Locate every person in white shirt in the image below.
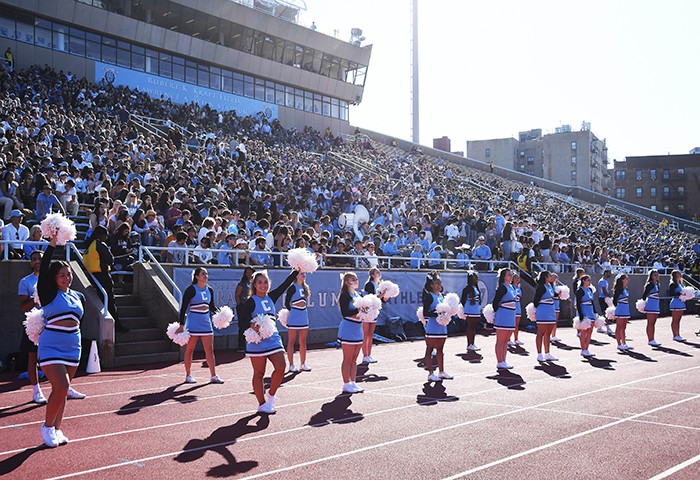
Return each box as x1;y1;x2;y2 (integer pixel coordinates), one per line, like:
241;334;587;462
2;209;29;259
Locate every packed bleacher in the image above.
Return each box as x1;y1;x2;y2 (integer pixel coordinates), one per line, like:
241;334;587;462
1;64;699;278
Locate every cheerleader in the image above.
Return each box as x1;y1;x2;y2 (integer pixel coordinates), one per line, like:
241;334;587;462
510;273;524;346
668;270;687;342
597;269;614;335
575;275;596;357
338;272;365;393
362;267;386;363
175;267;224;384
35;235;84;447
284;272;311;372
613;274;632;351
550;272;562;343
422;271;453;382
534;271;558;362
492;268;517;369
460;271;482;352
241;269;299;413
642;270;661;346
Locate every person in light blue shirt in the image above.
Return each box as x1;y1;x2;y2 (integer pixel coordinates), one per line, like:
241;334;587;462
427;245;443;268
410;244;423;269
382;234;399;256
36;184;64;221
216;234;237;266
472;236;492;270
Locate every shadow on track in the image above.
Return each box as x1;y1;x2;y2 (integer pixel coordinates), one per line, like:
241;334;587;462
117;383;207;415
486;370;526;390
416;382;459;406
309;394;364;427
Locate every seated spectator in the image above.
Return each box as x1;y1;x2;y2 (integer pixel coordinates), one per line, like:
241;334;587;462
24;225;47;259
329;240;352;267
217;233;237;266
167;231;189;264
249;236;272;266
35;184;64;221
1;209;29;259
410;244;424;269
109;223;136;271
427;244;443;268
193;236;215;264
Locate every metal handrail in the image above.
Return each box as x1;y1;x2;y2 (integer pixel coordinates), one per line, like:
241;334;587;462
532;261;663;275
0;239;48;261
139;246;182;302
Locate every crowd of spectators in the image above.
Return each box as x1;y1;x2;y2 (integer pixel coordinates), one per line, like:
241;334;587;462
0;63;698;279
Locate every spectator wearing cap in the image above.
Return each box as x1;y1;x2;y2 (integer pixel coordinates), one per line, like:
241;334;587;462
217;233;238;266
144;209;166;247
35;184;64;221
2;210;29;259
165;198;183;229
472;236;492;271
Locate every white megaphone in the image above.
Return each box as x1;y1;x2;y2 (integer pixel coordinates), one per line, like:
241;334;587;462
352;204;370;241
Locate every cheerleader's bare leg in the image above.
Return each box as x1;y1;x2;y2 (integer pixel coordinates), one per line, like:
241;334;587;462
424;338;436;372
298;329;308;365
42;364;76;429
200;335;217;377
513;316;521;342
341;344;361;383
268;351;286;396
646;313;658;342
579;327;592;351
286;329;298;366
466;316;478;347
615;317;627;346
434;338;446;372
183;336;199;377
551;312;559;338
671;310;683;338
250;356;267;405
362;322;376;358
495;329;511;363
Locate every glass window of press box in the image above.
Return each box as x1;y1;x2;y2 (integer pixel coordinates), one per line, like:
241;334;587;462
0;8;349;121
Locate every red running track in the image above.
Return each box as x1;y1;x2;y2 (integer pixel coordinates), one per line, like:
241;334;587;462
1;317;700;479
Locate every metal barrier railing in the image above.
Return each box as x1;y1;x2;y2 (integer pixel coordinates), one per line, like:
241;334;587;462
138;246;182;303
531;261;661;275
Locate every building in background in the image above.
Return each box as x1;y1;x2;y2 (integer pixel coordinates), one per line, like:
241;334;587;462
466;123;611;194
613;153;700;220
433;136;451;153
0;0;372;132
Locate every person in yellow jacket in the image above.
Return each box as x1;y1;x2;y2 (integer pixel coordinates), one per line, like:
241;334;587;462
83;226;128;332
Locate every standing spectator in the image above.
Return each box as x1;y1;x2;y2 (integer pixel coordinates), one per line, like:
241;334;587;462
4;47;13;71
2;209;29;259
472;236;492;271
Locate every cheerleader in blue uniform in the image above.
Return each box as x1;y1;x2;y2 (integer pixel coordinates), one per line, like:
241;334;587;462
362;267;387;364
460;271;482;352
284;272;311;373
35;236;84;447
576;275;596;358
668;270;687;342
338;272;365;393
613;274;632;351
642;270;662;346
240;268;299;413
422;271;453;382
492;268;517;370
534;271;558;362
511;273;524;346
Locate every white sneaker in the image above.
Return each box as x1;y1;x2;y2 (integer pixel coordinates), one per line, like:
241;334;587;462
40;423;58;448
362;356;372;364
210;375;224;384
431;348;437;356
300;363;312;371
648;340;662;347
288;364;299;373
427;373;442;382
537;353;545;363
438;371;454;380
350;382;364;393
503;362;514;369
184;375;197;384
496;361;510;370
67;387;86;399
544;353;558;361
467;344;480;351
342;382;355;393
267;394;277;410
55;429;69;445
617;344;628;351
515;339;524;346
624;345;634;351
367;356;378;363
550;336;561;342
257;401;276;414
32;389;47;405
581;349;594;358
597;327;606;333
507;341;516;347
674;335;686;342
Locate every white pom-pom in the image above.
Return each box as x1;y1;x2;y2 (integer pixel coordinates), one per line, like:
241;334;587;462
244;327;262;344
377;280;400;299
555;285;570;301
166;322;191;346
594;315;606;329
40;213;77;245
253;313;277;339
590;285;596;294
443;293;462;314
574;316;592;331
33;284;41;307
212;306;234;329
483;304;495;324
287;248;319;273
605;297;614;308
24;308;45;345
278;308;289;327
354;294;382;322
680;286;695;302
635;299;647;313
526;302;537;322
416;306;426;325
436;311;452;326
605;305;616;320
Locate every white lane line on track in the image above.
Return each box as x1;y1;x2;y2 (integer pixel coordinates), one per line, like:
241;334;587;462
35;349;699;478
619;385;700;396
648;453;700;479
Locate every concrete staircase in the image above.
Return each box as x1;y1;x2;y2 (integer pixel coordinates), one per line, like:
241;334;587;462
113;281;180;367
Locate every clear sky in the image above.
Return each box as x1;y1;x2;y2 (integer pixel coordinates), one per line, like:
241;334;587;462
299;0;700;163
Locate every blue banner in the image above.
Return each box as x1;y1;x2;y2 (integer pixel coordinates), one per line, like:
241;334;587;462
173;268;497;335
95;62;278;118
